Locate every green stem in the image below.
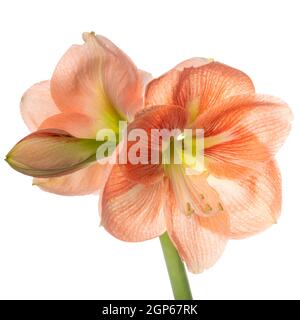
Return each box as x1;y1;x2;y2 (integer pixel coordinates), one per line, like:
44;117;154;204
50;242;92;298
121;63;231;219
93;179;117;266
159;232;193;300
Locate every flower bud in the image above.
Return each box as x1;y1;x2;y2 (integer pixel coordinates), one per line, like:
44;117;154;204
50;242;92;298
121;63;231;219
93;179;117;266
5;129;100;178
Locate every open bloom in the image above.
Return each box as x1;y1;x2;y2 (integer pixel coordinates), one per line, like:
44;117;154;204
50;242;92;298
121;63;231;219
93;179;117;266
101;59;292;273
7;32;150;195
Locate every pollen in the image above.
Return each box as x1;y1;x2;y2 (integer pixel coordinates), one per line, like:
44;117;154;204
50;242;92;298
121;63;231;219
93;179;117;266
200;193;205;200
185;202;195;216
218;202;224;211
204;203;212;213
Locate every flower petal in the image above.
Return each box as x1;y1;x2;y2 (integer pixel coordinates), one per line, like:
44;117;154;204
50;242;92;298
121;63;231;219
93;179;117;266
123;105;187;185
51;32;144;124
174;57;214;71
6;129;99;178
175;62;255;120
92;34;148;120
100;165;166;241
145;58;212;107
208;159;281;239
194;94;292;179
33;162;109;196
165;181;228;273
39;112;99;139
138;69;153;87
20;81;59;131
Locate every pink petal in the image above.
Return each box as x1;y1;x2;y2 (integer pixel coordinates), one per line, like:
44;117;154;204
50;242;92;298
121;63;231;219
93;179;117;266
20;81;59;131
101;165;166;241
208;159;281;239
39;112;99;139
33;162;109;196
145;58;212;107
194;94;292;179
51;32;145;122
165;181;229;273
174;57;214;71
93;35;147;120
175;62;255;120
123;105;187;185
138;69;153;87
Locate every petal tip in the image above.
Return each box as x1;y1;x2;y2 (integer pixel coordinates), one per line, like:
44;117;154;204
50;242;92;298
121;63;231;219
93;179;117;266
82;31;96;42
186;264;204;274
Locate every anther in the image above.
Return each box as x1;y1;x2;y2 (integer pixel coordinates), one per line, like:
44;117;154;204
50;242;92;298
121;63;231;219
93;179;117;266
218;202;224;211
186;202;195;216
204;203;212;213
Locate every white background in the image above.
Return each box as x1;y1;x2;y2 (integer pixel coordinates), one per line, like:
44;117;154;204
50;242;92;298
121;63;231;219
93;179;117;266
0;0;299;300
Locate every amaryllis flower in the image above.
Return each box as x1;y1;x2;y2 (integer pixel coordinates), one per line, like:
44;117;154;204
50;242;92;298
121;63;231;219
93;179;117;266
6;34;292;300
6;32;150;195
101;59;292;273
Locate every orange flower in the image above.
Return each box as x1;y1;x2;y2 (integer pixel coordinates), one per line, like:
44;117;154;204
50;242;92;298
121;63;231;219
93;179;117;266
100;60;292;273
7;32;150;195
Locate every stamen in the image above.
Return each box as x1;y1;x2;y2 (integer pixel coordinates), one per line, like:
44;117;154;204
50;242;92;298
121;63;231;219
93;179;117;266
168;165;222;218
204;203;212;213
